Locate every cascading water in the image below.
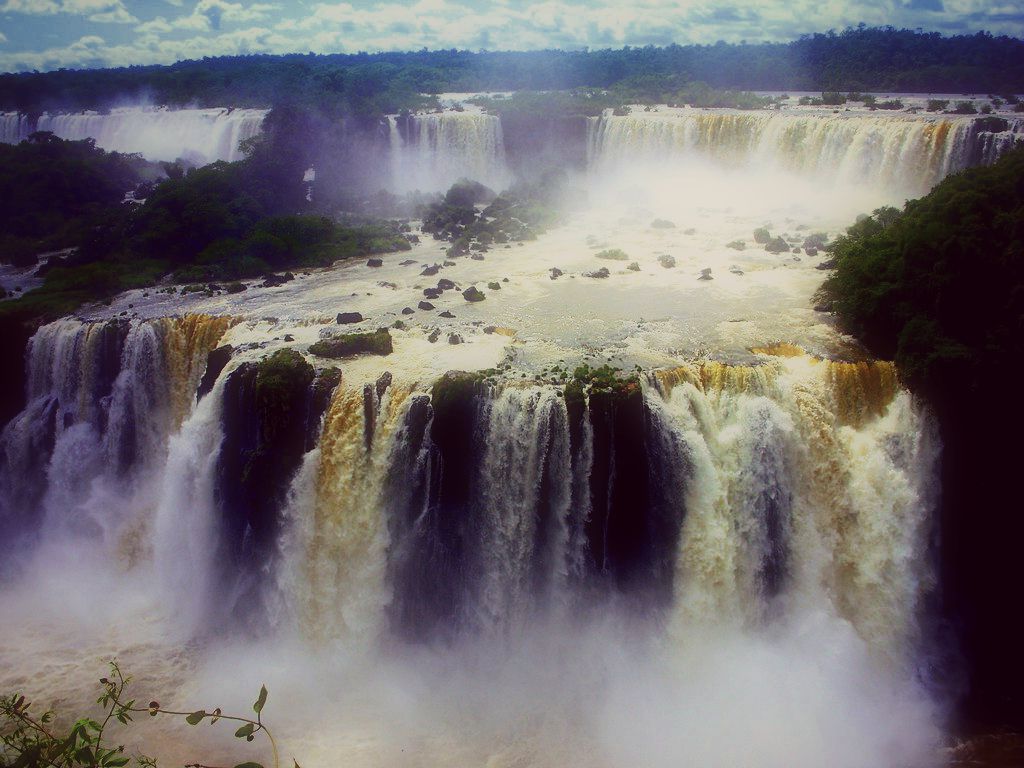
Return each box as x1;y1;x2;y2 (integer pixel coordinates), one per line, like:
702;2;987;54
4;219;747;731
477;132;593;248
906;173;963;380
2;93;991;767
0;107;267;163
0;315;233;565
387;111;511;193
0;321;938;657
586;109;1023;194
0;312;944;765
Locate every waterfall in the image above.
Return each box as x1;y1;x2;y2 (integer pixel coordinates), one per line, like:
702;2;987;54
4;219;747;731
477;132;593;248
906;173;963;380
0;315;233;561
387;111;511;193
0;316;939;668
0;107;267;163
587;110;1024;194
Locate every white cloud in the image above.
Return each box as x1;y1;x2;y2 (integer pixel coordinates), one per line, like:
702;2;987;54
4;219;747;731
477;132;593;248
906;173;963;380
1;0;61;12
0;31;7;43
1;0;1021;73
1;0;136;22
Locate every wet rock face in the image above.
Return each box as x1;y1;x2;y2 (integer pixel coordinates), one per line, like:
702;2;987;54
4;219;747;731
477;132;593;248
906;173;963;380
198;345;233;401
216;349;315;624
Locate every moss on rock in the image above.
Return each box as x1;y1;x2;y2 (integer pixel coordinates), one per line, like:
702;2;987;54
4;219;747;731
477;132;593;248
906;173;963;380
309;328;393;358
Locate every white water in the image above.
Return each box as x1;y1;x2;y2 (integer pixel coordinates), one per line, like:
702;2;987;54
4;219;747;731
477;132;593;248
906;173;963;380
387;111;511;193
0;106;267;163
0;96;992;768
588;108;1023;195
0;332;944;766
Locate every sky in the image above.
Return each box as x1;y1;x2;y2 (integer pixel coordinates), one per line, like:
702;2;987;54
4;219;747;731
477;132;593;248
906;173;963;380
0;0;1021;73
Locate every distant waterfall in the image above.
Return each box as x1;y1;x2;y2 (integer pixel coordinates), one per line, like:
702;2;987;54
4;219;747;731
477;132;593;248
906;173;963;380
0;319;938;665
0;107;267;163
587;110;1024;194
387;111;511;193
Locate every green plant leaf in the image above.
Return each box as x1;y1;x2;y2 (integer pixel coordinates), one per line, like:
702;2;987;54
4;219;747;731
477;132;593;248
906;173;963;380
253;685;268;714
185;710;206;725
234;723;255;739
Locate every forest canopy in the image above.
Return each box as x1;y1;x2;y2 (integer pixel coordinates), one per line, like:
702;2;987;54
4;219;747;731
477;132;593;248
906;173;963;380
819;145;1024;408
1;26;1022;116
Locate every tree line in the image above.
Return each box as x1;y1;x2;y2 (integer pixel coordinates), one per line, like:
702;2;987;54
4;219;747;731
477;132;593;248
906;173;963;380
1;27;1022;117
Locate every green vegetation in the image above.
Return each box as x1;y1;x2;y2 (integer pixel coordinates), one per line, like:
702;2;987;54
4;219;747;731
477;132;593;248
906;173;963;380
421;180;562;255
0;128;408;325
4;28;1022;118
309;329;393;359
1;661;280;768
595;249;630;261
471;81;776;117
254;349;316;446
0;132;154;267
818;145;1024;403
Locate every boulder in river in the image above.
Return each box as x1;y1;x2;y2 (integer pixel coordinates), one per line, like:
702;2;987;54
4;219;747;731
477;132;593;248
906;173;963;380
337;312;364;324
463;286;486;302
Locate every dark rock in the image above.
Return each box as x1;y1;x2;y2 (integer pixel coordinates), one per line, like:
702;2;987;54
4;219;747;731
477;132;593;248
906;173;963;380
627;262;640;271
586;267;611;279
658;255;677;269
261;272;295;288
471;254;485;261
337;312;364;324
428;329;441;343
198;345;233;401
816;258;837;270
487;282;501;290
419;301;435;310
400;259;417;266
698;268;713;280
423;288;442;299
550;268;564;280
765;236;790;253
753;227;771;244
439;310;456;318
367;258;383;267
438;278;456;290
448;333;464;345
376;372;393;399
421;264;441;276
463;286;486;302
402;307;415;315
309;329;393;359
